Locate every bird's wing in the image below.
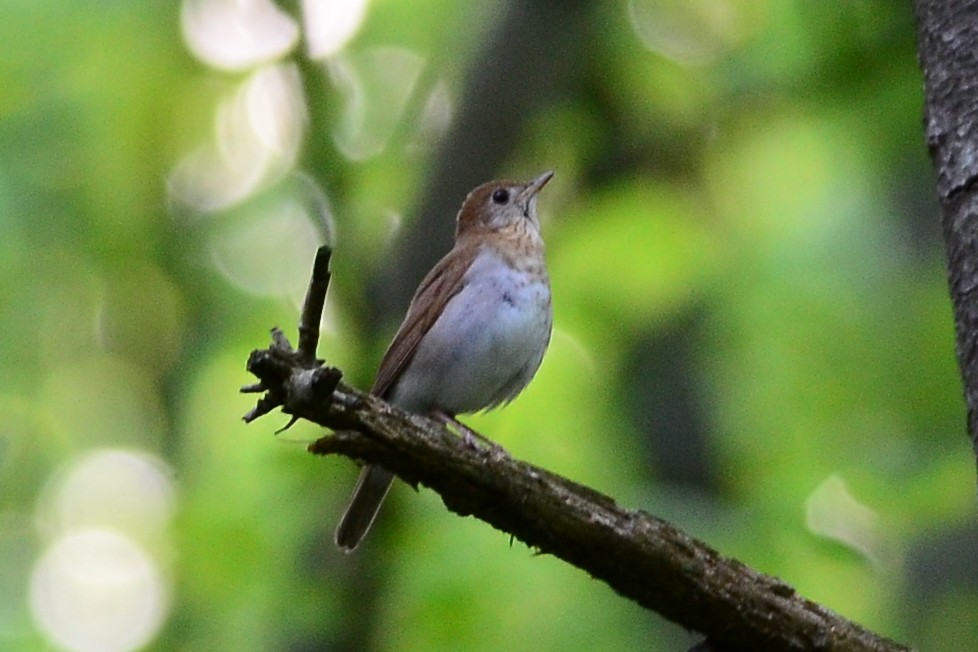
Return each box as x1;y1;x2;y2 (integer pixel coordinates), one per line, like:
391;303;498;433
371;245;478;398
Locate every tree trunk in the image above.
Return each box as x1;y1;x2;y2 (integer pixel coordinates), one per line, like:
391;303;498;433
915;0;978;477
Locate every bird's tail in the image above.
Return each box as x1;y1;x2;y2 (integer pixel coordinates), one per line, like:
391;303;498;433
335;464;395;551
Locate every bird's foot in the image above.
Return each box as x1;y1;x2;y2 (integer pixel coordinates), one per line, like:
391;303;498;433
433;411;507;458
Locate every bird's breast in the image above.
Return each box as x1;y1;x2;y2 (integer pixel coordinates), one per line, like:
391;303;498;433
388;246;552;415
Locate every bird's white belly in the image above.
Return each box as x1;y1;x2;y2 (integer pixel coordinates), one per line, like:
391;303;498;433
389;249;552;414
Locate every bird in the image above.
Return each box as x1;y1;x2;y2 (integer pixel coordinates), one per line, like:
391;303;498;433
335;170;555;552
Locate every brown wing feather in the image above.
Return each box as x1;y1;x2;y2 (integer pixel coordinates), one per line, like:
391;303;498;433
370;245;478;398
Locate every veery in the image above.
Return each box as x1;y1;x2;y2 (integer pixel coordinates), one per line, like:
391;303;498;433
335;170;555;551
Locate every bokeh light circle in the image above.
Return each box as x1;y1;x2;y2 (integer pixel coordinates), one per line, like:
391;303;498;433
29;529;169;652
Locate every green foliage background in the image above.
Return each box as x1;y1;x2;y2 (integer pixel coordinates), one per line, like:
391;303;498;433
1;1;973;650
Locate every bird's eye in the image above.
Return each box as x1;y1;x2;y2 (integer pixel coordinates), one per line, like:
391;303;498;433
491;188;510;204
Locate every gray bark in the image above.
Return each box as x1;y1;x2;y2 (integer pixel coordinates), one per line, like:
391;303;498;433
915;0;978;472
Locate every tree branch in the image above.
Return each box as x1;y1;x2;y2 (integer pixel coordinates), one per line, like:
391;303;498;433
242;246;908;652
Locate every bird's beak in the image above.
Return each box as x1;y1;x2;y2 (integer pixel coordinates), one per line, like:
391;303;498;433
520;170;554;201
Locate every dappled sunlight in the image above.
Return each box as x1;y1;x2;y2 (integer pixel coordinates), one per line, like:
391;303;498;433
410;80;453;152
29;450;175;652
168;63;307;212
805;474;898;569
168;141;269;213
301;0;369;59
34;450;176;549
627;0;763;65
181;0;298;71
208;196;320;299
30;530;169;652
243;64;308;159
327;46;427;160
